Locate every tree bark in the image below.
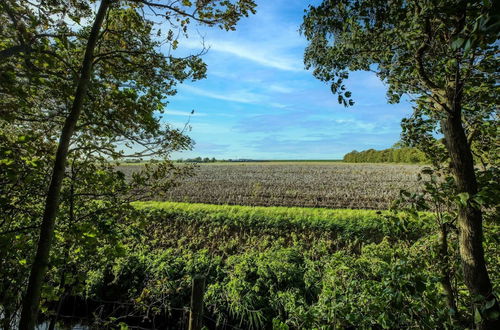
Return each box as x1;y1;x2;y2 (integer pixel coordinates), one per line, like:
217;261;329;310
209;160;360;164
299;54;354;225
48;165;76;330
441;110;500;329
18;1;111;329
437;223;461;325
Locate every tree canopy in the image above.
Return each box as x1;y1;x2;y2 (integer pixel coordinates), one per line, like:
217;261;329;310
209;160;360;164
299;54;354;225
302;0;499;327
1;0;256;328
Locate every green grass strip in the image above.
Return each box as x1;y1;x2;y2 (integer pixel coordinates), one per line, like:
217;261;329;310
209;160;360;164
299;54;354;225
133;201;434;240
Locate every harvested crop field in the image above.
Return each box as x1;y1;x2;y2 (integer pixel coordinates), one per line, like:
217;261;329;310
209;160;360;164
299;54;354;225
121;162;423;209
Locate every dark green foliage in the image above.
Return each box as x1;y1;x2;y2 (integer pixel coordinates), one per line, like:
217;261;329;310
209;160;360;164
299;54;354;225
302;0;500;326
1;0;258;327
0;127;54;328
344;147;428;164
135;202;433;243
178;156;219;163
66;203;498;329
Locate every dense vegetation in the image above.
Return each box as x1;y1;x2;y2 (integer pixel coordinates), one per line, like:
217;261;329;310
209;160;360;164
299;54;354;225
1;0;499;328
121;162;422;209
303;0;500;325
0;0;256;328
343;147;428;164
177;157;218;163
20;202;498;329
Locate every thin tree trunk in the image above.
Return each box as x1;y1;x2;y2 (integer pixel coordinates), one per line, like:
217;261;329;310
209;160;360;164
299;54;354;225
48;165;76;330
441;111;500;329
437;223;460;324
47;276;68;330
18;1;111;328
1;306;12;330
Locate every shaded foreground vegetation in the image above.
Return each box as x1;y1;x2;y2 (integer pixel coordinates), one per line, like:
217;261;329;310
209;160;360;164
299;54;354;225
26;202;498;329
120;163;423;209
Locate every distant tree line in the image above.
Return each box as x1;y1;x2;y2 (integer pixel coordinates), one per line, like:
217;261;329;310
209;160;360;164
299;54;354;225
343;147;428;164
177;157;218;163
176;158;272;163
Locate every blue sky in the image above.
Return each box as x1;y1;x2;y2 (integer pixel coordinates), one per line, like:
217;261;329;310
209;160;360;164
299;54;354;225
165;0;413;160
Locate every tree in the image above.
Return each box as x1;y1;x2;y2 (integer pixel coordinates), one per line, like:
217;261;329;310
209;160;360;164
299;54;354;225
0;125;55;329
17;3;113;327
302;0;499;327
1;0;256;328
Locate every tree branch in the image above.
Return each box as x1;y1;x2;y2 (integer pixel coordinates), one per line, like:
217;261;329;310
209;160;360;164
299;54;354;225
415;18;439;91
0;44;32;60
131;0;217;25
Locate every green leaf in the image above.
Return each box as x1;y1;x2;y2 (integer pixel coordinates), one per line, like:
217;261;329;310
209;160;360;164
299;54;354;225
463;39;473;52
485;310;500;321
484;298;496;309
475;307;482;324
451;37;464;50
457;192;470;206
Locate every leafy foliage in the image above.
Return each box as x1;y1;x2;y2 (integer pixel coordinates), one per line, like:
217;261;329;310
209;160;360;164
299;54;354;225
34;202;497;329
0;0;257;327
302;0;500;326
343;147;428;164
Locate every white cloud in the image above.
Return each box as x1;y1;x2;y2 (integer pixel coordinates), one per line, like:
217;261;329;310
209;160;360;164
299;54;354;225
180;85;265;104
269;102;288;109
332;118;378;132
269;84;295;94
165;109;207;117
183;39;303;72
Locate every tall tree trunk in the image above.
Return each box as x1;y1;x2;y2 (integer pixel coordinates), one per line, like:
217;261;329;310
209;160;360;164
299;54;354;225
437;223;462;325
441;110;500;329
18;1;110;328
48;166;76;330
1;306;12;330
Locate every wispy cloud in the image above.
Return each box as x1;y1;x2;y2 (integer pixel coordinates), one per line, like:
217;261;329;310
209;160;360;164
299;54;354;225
165;109;207;117
183;38;303;72
269;102;288;109
180;85;265;104
246;131;400;158
192;142;230;154
164;0;407;160
234;112;386;134
269;84;296;94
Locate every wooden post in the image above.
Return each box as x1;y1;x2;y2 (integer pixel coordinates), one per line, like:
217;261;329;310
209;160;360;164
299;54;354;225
189;275;205;330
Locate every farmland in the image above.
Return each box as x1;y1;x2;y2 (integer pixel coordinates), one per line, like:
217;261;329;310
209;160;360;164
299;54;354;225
119;162;423;209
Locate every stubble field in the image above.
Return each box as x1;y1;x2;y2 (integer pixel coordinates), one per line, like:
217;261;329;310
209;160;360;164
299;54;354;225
121;162;423;209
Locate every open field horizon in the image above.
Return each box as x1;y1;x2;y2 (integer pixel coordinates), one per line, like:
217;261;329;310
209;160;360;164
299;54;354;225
120;159;423;166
